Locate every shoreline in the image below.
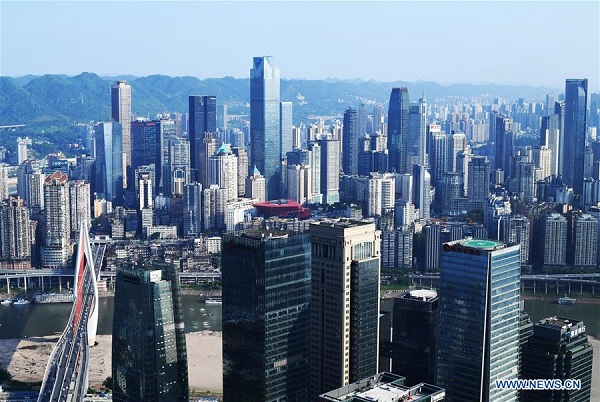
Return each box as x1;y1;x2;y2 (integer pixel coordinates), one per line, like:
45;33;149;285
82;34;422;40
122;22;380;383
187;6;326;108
520;293;600;304
0;331;223;393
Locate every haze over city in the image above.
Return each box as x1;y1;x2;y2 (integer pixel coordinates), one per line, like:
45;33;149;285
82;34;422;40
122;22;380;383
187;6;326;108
1;1;599;90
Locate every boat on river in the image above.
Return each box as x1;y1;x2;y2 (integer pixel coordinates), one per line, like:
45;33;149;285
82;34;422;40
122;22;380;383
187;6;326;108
558;296;576;305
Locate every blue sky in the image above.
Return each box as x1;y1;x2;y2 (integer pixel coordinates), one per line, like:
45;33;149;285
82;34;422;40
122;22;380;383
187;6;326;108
1;1;598;90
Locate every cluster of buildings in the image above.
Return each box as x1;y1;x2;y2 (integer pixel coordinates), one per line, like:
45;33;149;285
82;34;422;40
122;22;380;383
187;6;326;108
110;223;594;401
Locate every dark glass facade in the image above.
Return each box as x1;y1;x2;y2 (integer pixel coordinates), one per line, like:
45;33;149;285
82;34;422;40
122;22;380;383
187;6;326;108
387;87;410;173
250;56;281;200
436;240;521;402
222;231;311;402
112;263;188;402
563;79;588;195
94;122;123;206
131;120;160;191
391;291;438;385
521;317;593;402
189;95;217;182
342;108;359;175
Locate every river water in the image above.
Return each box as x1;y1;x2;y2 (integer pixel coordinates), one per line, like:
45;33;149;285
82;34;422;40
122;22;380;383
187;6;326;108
0;294;222;339
0;295;597;339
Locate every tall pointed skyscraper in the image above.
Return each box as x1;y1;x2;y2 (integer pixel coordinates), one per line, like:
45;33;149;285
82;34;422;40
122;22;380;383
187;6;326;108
111;81;132;186
250;56;281;200
563;79;588;195
388;87;410;173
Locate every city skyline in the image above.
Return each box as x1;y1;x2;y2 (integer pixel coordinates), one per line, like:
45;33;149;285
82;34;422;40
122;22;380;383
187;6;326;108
1;1;598;90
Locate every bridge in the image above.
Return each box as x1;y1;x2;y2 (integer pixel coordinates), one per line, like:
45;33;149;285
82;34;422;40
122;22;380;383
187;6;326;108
37;224;106;402
410;273;600;295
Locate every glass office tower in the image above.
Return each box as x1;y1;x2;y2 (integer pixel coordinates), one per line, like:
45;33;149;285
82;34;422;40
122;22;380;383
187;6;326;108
437;239;521;402
189;95;217;183
112;262;188;402
387;87;410;173
222;230;311;401
563;79;588;195
250;56;281;200
521;317;593;402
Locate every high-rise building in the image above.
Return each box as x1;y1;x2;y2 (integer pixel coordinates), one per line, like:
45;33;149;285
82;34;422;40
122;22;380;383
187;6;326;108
202;184;227;231
521;317;593;402
493;115;514;179
342;108;359;175
429;126;447;185
287;164;311;205
231;146;249;197
367;173;395;216
563;79;588;195
467;156;490;211
572;214;598;266
381;229;413;270
222;230;311;401
42;171;71;268
69;180;91;238
391;290;438;385
388;87;410;173
446;133;466;173
111;81;132;185
540;115;560;176
310;220;381;397
0;197;31;269
245;166;266;203
318;136;340;204
280;101;293;159
541;213;567;266
0;164;8;202
131;120;160;191
17;137;31;165
498;215;530;264
424;223;441;270
208;143;238;201
189;95;217;183
182;183;202;237
167;138;190;196
95;122;123;206
112;262;188;401
437;239;521;402
412;164;431;220
217;104;228;131
307;142;323;204
250;56;281;200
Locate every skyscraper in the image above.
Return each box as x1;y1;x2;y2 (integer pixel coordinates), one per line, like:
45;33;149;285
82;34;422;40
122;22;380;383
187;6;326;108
318;136;340;204
493;114;514;178
521;317;593;402
16;137;31;165
388;87;410;173
541;213;567;266
208;143;238;201
391;289;438;385
69;180;91;238
189;95;217;183
222;230;311;401
245;166;266;203
167;138;190;196
111;81;132;186
563;79;588;195
131;119;160;191
310;220;381;397
437;239;521;402
467;155;490;211
112;262;188;401
572;214;598;266
280;101;293;159
182;183;202;237
95;122;123;206
42;171;71;268
250;56;281;200
0;197;31;269
342;108;359;175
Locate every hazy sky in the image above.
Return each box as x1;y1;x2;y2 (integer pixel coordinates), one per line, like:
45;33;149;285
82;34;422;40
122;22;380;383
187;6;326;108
1;1;598;90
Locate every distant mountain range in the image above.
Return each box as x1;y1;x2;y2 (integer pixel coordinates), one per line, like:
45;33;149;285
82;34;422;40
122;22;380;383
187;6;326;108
0;72;561;127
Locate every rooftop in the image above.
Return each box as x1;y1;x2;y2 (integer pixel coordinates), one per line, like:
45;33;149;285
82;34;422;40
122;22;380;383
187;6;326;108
406;289;438;301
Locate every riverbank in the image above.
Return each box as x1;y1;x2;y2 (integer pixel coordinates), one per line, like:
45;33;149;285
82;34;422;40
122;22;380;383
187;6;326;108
0;331;223;393
520;293;600;304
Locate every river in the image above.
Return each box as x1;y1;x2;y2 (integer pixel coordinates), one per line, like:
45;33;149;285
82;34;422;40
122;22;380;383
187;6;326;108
0;294;222;339
0;295;598;339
